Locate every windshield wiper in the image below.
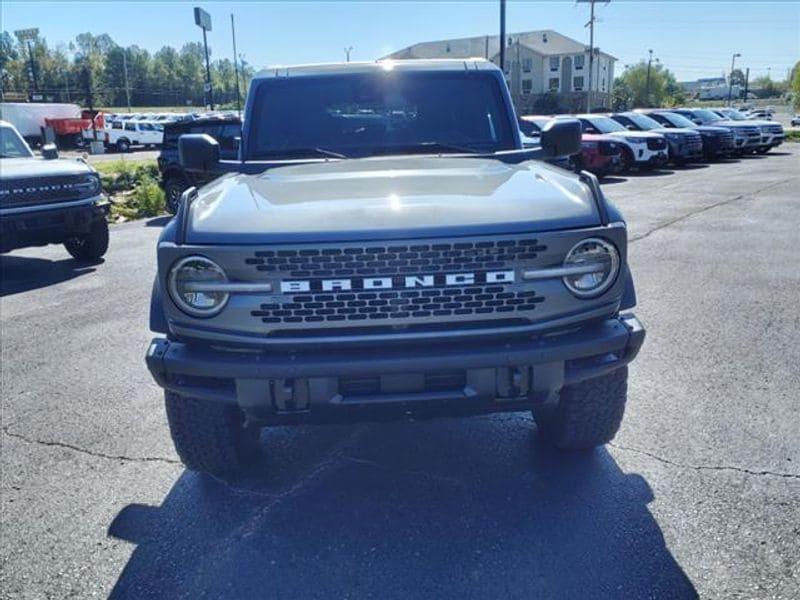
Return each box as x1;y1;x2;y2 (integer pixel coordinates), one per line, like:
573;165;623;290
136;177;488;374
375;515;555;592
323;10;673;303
255;147;348;159
369;141;483;156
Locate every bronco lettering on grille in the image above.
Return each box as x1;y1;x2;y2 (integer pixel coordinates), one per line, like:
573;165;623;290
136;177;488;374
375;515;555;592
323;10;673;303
280;270;515;293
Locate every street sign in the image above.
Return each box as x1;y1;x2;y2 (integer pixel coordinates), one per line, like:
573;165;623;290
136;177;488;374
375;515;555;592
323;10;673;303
194;7;212;31
14;28;39;41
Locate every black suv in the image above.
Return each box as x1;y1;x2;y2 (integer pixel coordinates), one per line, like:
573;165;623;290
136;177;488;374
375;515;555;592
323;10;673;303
157;116;241;213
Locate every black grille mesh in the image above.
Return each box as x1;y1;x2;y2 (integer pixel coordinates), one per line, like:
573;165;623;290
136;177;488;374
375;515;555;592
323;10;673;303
646;138;667;150
245;239;547;279
0;175;97;209
251;286;545;324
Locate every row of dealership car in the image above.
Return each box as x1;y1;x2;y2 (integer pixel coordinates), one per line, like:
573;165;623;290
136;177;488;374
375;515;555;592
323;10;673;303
518;107;785;178
103;111;239;152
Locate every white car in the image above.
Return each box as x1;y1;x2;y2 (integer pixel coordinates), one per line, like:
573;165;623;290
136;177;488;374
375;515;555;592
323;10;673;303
105;120;163;152
791;115;800;127
565;114;669;171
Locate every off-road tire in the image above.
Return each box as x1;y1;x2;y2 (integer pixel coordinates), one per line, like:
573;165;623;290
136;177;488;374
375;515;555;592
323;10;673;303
165;391;260;476
164;176;189;214
64;219;109;261
533;366;628;450
116;138;130;153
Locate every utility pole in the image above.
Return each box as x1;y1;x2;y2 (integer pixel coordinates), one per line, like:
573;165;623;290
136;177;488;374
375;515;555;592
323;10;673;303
194;7;214;110
344;46;353;62
727;52;741;106
579;0;608;112
231;13;241;115
499;0;506;73
743;67;750;102
122;50;131;112
645;48;653;106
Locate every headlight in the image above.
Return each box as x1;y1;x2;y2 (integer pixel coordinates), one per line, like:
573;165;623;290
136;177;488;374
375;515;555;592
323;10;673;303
168;256;229;317
624;136;645;144
75;173;101;196
562;238;620;298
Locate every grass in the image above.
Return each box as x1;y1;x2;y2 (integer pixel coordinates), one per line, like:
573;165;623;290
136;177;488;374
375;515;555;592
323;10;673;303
784;130;800;142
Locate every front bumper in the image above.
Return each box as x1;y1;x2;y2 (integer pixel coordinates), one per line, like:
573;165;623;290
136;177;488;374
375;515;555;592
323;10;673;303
146;314;645;424
0;196;108;253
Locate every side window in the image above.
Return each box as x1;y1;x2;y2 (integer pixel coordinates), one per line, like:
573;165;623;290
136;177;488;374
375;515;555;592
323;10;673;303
218;123;241;155
614;116;632;128
112;121;122;130
125;122;136;132
579;119;598;134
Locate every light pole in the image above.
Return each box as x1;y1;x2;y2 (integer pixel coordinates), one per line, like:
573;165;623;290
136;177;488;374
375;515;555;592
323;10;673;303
231;14;241;115
14;28;39;99
194;7;214;110
727;52;741;106
645;49;654;106
499;0;506;73
344;46;353;62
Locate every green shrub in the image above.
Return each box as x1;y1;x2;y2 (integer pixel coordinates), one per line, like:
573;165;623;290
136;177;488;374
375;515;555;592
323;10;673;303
131;176;165;217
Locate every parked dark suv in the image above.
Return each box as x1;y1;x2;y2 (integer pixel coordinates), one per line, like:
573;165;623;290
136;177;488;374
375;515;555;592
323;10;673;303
157;116;241;213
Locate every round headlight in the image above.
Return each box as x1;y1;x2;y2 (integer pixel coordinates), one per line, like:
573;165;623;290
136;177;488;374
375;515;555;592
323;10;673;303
562;238;620;298
168;256;229;317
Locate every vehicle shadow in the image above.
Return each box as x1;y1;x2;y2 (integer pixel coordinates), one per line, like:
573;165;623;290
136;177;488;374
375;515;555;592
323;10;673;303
145;215;172;228
629;168;675;177
599;176;627;185
0;254;99;296
675;163;709;171
108;417;697;599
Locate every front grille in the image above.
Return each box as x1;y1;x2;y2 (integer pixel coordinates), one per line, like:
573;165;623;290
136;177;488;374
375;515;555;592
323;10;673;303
598;141;621;156
646;137;667;150
245;239;547;279
718;131;734;148
244;236;550;329
251;286;545;325
0;175;97;209
686;134;703;153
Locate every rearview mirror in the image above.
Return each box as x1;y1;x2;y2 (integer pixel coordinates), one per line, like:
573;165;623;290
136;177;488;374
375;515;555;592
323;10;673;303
41;143;59;160
539;119;582;158
179;133;220;172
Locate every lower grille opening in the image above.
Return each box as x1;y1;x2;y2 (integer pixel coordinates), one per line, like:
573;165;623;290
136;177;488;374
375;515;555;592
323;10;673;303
339;370;467;397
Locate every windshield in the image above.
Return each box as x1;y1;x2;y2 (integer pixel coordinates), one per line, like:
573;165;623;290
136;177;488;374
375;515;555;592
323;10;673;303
0;126;34;159
719;109;746;120
625;113;663;130
658;112;696;128
583;116;627;133
247;71;516;159
693;109;723;123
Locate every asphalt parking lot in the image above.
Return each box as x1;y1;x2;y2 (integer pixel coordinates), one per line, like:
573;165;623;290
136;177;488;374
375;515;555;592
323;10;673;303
2;146;799;599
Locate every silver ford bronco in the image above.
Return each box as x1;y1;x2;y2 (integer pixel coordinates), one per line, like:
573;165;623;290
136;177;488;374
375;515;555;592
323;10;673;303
145;60;645;476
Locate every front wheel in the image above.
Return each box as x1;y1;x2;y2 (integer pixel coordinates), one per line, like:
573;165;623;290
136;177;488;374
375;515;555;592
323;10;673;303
116;139;130;153
64;219;109;261
756;146;770;155
164;177;189;214
165;392;260;476
619;148;634;173
533;367;628;450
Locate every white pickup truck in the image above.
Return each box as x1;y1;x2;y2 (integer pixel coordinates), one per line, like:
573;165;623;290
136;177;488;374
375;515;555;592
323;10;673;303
105;120;163;152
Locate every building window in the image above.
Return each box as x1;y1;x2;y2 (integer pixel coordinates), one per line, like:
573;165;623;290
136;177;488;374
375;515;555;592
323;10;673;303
548;78;559;92
522;79;532;94
549;56;559;71
522;58;532;73
573;76;584;91
574;55;585;70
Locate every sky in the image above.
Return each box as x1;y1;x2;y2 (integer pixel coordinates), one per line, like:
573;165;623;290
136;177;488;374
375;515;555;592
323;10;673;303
1;1;798;82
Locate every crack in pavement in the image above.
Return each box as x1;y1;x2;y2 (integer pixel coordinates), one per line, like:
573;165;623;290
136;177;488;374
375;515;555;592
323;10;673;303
628;177;796;244
609;442;800;480
1;425;181;465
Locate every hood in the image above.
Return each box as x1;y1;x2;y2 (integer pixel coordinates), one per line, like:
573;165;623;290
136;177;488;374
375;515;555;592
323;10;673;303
652;127;698;136
607;131;662;140
693;125;732;135
711;120;758;129
0;157;93;179
185;156;601;244
582;133;620;142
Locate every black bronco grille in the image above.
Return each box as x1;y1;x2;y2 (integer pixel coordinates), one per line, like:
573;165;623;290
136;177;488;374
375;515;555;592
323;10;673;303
251;286;545;325
245;239;547;279
646;138;667;150
0;174;98;209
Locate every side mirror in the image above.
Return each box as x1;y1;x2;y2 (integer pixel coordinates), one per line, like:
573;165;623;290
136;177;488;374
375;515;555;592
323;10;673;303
625;124;636;130
540;119;582;158
693;119;702;125
41;143;59;160
179;133;220;172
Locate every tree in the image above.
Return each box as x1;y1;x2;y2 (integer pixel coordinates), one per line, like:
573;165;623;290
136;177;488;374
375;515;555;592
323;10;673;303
791;61;800;109
729;68;745;87
612;60;683;109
